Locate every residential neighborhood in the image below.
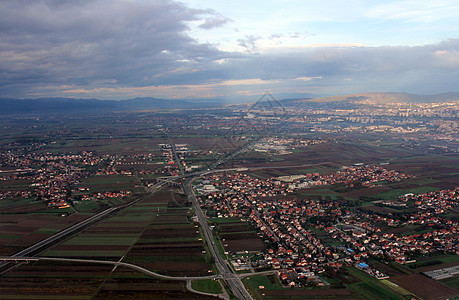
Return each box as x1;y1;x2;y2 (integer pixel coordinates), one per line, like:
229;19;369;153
198;167;458;286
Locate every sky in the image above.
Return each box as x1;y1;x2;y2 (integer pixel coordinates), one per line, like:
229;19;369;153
1;0;459;101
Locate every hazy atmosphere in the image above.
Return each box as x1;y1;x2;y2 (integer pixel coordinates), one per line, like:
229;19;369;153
1;0;459;100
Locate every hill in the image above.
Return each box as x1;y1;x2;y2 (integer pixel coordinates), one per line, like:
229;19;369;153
295;92;459;104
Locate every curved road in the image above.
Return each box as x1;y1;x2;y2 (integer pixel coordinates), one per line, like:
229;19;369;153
0;256;218;281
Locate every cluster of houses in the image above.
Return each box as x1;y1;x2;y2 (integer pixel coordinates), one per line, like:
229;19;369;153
400;188;458;214
0;152;98;209
269;164;411;192
198;169;458;286
0;151;139;210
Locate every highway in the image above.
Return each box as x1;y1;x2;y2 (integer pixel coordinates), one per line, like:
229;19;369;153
183;178;253;300
166;138;332;299
167;136;252;299
0;179;170;272
0;134;330;298
0;206;118;270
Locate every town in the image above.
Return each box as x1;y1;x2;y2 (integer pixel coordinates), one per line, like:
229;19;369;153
0;102;457;299
198;167;458;286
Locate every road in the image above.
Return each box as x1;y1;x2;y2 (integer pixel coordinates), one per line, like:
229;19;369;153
184;178;253;300
168;136;252;299
168;133;185;175
166;137;332;299
0;206;118;270
0;256;218;281
0;135;330;297
0;179;170;272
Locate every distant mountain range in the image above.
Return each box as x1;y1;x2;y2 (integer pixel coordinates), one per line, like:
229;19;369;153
1;92;458;115
0;97;222;115
289;92;459;104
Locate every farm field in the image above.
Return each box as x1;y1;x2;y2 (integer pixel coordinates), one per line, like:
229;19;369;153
0;187;217;298
191;278;223;294
80;174;145;194
0;261;112;299
390;273;458;300
357;260;459;300
0;262;216;299
0;213;90;256
40;137;168;155
244;274;358;300
123;204;213;276
214;219;266;254
224;142;459;208
439;275;459;290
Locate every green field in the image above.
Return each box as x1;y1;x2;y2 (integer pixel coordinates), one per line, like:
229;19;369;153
346;267;405;300
439;275;459;290
191;279;222;294
208;217;245;224
0;234;21;240
372;186;439;200
350;281;404;300
244;274;284;291
80;174;144;193
125;255;207;263
0;197;37;208
62;235;139;245
406;254;459;269
42;249;126;257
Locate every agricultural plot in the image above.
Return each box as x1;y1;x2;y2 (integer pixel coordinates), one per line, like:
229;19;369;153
191;279;222;294
0;261;113;299
42;137;168;155
0;179;33;192
0;261;214;299
41;191;181;259
0;187;216;298
42;211;150;259
217;220;265;253
0;213;88;256
0;198;48;214
95;267;215;299
123;206;212;277
80;174;144;194
244;274;357;300
390;274;459;300
370;186;439;200
439;275;459;290
310;226;345;247
406;254;459;270
345;267;406;300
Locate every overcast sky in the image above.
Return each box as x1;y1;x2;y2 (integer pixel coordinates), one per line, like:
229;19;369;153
1;0;459;100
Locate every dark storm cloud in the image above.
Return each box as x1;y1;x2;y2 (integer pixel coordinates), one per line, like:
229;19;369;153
0;0;458;98
0;0;228;96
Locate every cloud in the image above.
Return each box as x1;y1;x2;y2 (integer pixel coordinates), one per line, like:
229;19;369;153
237;35;261;52
366;0;459;23
199;12;232;29
0;0;227;96
0;0;459;99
